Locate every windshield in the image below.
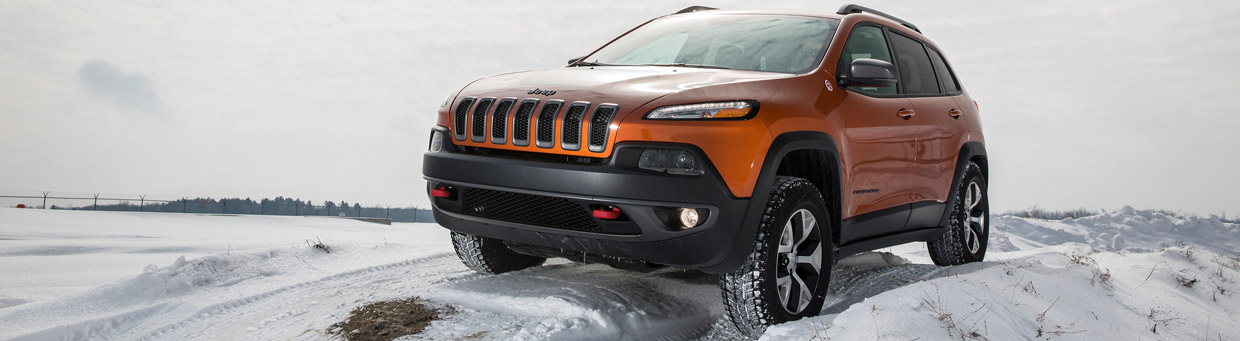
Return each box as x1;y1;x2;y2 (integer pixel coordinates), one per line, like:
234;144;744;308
583;15;839;74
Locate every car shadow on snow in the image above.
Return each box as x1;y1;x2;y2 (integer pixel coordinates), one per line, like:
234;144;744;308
424;252;978;340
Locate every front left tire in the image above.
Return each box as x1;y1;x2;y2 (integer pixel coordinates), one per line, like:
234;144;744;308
451;232;546;274
720;176;833;337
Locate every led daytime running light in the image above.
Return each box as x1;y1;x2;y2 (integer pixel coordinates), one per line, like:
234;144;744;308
645;101;754;120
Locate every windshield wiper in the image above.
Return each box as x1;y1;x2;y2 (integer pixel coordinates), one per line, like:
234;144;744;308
574;61;612;67
639;63;733;70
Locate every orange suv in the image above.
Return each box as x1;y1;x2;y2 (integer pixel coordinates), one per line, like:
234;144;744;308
423;4;989;335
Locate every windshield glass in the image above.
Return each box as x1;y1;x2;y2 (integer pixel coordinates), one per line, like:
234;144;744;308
584;15;839;74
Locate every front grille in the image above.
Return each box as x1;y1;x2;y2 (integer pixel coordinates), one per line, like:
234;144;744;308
490;98;515;144
451;97;617;154
589;105;617;152
561;103;589;150
535;101;563;148
470;98;494;142
512;100;538;146
461;188;607;234
453;98;475;140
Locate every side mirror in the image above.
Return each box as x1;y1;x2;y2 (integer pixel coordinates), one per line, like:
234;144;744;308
841;58;898;88
567;56;584;65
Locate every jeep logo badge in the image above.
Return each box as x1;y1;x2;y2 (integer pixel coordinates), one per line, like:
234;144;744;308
528;88;557;96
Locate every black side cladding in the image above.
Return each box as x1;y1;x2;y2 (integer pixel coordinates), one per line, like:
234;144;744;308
453;98;476;140
471;98;494;142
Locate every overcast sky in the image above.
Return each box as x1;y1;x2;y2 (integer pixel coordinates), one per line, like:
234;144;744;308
1;1;1238;216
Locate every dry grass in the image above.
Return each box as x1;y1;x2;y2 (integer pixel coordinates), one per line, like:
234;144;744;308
328;297;450;341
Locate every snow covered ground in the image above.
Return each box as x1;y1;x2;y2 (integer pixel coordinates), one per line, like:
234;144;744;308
0;207;1237;340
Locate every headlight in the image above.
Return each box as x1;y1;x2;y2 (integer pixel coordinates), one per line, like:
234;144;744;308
639;149;703;175
644;101;757;120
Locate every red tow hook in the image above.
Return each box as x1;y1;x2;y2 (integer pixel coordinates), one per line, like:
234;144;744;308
430;186;452;198
592;206;622;220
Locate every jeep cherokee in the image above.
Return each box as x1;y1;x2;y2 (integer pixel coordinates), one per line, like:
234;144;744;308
422;4;989;336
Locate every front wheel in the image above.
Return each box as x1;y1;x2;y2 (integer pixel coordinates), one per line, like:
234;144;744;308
451;232;546;274
721;176;833;338
927;162;989;265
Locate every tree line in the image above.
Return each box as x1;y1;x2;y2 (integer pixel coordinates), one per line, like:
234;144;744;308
70;196;436;223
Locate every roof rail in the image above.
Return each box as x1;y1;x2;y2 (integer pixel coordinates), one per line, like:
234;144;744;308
836;4;921;33
674;6;717;15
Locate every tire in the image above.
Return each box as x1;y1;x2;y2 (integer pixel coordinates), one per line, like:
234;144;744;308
927;162;989;266
451;232;546;274
721;176;834;338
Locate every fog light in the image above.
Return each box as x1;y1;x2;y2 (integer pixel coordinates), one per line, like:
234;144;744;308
678;208;700;229
429;130;444;152
639;149;703;175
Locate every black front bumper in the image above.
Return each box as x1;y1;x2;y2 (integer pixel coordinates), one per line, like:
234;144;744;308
422;127;752;273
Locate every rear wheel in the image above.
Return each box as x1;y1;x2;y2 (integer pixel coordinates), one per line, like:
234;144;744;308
927;162;989;265
721;176;833;337
451;232;546;274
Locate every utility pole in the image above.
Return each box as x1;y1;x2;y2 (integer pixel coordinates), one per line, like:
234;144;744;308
93;193;99;210
222;199;227;214
139;195;145;212
182;197;188;213
42;191;48;209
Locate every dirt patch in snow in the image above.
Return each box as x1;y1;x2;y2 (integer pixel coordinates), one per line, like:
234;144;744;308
328;297;450;341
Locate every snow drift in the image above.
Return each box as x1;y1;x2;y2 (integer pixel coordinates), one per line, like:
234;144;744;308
0;206;1236;340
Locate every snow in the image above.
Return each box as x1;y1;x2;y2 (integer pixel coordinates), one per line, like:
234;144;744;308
1;206;1237;340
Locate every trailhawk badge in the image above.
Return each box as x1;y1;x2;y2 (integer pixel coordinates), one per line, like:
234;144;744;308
528;88;557;96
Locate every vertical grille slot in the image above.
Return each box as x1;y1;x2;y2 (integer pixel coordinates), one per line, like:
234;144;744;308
490;98;515;144
560;102;590;151
453;97;475;141
535;100;563;148
588;104;618;152
512;99;538;146
470;98;494;142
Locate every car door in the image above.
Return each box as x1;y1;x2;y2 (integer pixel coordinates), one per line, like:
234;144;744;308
836;24;918;243
887;32;969;230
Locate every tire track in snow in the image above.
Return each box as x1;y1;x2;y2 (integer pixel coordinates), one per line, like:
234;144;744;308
11;252;471;341
130;252;476;340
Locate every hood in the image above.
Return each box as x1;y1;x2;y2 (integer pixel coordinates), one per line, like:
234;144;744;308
456;66;794;115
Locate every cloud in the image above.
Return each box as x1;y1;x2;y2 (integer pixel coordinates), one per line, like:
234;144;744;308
76;60;162;114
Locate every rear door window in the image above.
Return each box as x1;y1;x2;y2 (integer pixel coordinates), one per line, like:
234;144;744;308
888;33;940;95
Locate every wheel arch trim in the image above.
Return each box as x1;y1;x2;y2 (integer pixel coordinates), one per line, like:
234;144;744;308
712;131;843;273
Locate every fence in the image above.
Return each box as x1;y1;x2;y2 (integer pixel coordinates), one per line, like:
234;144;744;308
0;191;435;223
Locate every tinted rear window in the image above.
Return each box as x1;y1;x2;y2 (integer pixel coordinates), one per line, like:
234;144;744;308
889;33;939;95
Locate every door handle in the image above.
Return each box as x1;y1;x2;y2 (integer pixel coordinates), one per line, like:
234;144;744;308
897;108;916;120
948;109;963;119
